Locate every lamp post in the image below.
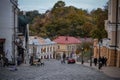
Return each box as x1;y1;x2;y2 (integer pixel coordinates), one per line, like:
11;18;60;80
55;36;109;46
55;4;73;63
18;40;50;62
33;43;35;60
98;40;102;69
81;48;84;64
90;46;93;66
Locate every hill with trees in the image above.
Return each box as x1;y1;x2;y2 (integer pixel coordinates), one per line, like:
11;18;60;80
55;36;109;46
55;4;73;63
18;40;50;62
19;1;108;40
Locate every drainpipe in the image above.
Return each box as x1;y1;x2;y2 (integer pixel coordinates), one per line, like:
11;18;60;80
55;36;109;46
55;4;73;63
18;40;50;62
13;6;16;64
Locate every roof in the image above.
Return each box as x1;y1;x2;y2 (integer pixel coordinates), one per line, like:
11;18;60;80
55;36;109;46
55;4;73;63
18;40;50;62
45;38;56;44
53;36;81;44
29;36;56;45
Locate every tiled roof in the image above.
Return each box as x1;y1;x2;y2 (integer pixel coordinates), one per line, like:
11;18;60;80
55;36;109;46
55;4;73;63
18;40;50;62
53;36;81;44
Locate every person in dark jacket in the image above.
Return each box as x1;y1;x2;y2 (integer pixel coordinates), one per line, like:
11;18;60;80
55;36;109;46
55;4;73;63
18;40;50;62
62;53;66;63
93;58;97;66
3;56;9;67
98;57;102;69
29;56;33;65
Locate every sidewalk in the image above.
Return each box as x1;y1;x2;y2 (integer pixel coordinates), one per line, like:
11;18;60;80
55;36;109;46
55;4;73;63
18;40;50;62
76;62;120;79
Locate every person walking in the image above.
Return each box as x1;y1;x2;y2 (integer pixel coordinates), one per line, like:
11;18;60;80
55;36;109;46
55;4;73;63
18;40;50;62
62;53;66;63
93;58;97;66
101;56;105;66
98;57;102;69
3;56;9;67
104;57;107;66
29;56;33;65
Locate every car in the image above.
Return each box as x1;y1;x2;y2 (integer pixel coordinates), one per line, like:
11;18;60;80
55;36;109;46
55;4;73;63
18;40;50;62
67;58;76;64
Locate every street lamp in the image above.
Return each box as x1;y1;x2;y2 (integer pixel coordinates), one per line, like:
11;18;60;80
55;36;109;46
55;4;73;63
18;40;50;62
81;48;84;64
33;43;35;60
98;40;102;69
90;46;93;66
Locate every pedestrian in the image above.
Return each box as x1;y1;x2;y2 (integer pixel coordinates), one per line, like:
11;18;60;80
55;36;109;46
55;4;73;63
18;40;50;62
62;53;66;63
98;57;102;69
3;56;9;67
101;56;105;66
0;54;4;67
38;58;41;63
93;58;97;66
29;56;33;65
17;56;22;66
104;57;107;66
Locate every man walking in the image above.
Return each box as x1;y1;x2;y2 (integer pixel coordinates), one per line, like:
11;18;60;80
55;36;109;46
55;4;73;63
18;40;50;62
62;53;66;63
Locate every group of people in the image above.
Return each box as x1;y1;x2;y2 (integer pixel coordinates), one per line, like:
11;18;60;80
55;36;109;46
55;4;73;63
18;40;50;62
29;56;44;66
93;56;107;69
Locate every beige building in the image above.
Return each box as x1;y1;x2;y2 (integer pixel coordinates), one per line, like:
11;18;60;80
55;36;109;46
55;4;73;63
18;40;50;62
53;36;81;59
94;0;120;67
105;0;120;67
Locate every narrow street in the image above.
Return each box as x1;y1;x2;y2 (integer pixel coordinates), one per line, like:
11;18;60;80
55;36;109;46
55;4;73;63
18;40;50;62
0;59;118;80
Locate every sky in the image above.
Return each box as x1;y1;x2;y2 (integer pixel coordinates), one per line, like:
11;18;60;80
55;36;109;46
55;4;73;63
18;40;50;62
18;0;108;13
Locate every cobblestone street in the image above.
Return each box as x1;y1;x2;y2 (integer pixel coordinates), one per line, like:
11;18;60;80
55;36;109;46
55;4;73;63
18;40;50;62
0;59;119;80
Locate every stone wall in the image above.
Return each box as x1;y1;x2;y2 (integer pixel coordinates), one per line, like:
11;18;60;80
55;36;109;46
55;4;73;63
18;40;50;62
117;50;120;67
107;49;117;66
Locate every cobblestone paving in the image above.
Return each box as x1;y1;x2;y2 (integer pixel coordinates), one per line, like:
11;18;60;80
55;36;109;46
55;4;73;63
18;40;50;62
0;59;119;80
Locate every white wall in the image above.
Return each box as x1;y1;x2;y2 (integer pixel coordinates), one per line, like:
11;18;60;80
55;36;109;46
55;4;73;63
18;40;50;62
0;0;18;61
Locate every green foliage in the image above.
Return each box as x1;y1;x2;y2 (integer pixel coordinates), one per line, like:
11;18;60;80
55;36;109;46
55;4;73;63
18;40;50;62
25;10;41;24
53;1;65;8
90;8;108;39
24;1;108;40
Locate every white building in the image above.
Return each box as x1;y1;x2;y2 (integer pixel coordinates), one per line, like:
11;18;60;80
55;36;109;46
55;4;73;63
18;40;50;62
29;36;56;59
0;0;19;63
0;0;29;65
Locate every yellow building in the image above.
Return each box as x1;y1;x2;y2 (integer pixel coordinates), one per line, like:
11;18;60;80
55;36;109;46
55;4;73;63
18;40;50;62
53;36;81;59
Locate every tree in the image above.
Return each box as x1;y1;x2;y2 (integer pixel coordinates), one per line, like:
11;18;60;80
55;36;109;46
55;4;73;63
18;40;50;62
27;1;108;40
90;8;108;39
53;1;65;9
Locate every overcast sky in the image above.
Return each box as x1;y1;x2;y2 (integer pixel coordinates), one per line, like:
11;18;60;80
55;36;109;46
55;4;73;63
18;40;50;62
18;0;108;13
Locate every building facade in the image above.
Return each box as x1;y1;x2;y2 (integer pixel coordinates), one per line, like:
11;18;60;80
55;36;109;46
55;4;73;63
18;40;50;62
53;36;81;59
29;36;56;60
0;0;19;63
105;0;120;67
0;0;29;65
94;0;120;67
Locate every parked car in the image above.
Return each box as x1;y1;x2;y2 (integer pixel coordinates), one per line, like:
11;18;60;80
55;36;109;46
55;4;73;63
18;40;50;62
67;58;76;64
